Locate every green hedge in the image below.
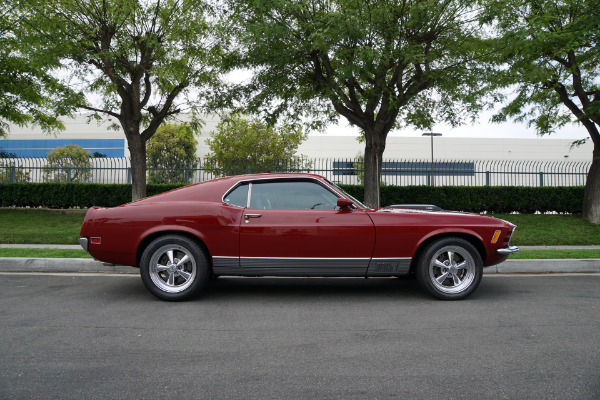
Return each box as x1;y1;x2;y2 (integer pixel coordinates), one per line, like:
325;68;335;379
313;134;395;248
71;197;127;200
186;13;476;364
0;182;584;213
0;183;182;209
339;184;584;214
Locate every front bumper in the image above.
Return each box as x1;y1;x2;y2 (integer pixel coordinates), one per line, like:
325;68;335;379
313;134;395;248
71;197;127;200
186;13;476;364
497;246;520;255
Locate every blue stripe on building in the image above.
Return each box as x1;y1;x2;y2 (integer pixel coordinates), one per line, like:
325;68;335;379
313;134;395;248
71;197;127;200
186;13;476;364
0;139;125;158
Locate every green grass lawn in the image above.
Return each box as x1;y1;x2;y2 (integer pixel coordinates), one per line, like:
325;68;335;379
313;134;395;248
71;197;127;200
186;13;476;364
493;214;600;246
1;208;599;247
0;209;86;244
510;249;600;259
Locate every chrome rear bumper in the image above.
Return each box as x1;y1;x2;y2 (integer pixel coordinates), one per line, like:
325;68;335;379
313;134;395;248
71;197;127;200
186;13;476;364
497;246;520;255
78;238;88;252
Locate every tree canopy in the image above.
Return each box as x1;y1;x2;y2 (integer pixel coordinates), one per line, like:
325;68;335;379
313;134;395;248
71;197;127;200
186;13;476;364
225;0;489;206
4;0;600;218
481;0;600;222
19;0;223;200
0;3;82;137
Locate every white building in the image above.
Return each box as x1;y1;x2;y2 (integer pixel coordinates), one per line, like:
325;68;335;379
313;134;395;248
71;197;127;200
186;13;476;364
1;114;593;161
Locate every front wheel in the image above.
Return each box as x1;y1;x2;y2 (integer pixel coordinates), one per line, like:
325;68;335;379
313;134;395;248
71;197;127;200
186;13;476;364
140;235;210;301
416;237;483;300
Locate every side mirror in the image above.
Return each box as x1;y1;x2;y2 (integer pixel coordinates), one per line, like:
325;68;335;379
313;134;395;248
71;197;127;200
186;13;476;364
337;198;354;210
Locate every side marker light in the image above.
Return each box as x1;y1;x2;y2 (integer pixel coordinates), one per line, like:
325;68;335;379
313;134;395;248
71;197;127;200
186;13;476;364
491;230;501;244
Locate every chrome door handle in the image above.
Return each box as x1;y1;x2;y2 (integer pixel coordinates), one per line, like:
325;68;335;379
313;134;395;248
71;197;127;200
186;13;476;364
244;214;262;219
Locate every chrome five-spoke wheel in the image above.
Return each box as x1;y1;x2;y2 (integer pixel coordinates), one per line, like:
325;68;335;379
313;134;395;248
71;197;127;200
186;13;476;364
428;246;476;295
140;235;210;301
149;245;197;293
416;237;483;300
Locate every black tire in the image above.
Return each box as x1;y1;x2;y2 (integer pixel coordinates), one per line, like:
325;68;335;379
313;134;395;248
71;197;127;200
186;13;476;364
140;235;210;301
416;237;483;300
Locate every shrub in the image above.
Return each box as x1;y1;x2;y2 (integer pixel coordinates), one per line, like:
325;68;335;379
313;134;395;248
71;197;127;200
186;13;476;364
146;124;198;184
339;185;585;214
0;183;182;208
0;160;30;183
43;144;92;183
204;115;311;176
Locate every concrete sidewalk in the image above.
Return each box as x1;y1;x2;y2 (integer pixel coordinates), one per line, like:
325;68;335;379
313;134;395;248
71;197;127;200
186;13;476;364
0;257;138;274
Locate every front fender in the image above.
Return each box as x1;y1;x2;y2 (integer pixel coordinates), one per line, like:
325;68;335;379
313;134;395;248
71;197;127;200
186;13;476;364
412;227;487;262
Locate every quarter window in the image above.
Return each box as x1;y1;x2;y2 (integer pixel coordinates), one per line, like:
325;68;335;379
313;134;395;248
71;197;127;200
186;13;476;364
223;183;249;207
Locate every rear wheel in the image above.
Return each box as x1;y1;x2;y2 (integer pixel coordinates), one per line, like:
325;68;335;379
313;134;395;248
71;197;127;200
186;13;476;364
140;235;210;301
416;237;483;300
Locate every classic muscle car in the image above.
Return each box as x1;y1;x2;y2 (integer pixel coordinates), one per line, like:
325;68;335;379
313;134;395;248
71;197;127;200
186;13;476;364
79;173;519;300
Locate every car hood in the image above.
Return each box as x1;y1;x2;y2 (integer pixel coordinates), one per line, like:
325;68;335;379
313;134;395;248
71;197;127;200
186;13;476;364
371;207;516;228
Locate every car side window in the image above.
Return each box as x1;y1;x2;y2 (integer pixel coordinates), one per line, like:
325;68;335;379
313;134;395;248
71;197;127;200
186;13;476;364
223;183;249;207
250;180;339;209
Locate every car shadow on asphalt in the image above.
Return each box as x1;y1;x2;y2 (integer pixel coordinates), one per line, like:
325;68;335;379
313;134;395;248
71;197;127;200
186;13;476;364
199;276;428;302
100;275;512;302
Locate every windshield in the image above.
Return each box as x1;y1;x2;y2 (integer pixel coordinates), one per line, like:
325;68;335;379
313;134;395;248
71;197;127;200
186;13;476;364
325;179;368;209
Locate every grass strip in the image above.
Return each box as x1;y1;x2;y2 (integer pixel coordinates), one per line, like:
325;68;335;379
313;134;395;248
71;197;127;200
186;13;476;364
493;214;600;246
509;249;600;260
0;248;92;258
0;209;85;244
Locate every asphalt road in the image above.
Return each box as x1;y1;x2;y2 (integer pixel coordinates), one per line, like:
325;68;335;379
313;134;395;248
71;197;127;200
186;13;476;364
1;273;599;400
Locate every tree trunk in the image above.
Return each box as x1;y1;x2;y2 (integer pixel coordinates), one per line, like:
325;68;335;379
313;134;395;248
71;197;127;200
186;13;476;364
363;131;386;208
582;145;600;223
128;134;147;201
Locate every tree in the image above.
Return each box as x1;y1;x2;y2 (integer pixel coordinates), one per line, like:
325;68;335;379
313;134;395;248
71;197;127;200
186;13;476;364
0;150;18;158
0;160;30;183
0;150;30;183
481;0;600;222
43;144;92;182
204;114;310;176
226;0;488;207
21;0;222;200
0;3;82;137
147;123;198;184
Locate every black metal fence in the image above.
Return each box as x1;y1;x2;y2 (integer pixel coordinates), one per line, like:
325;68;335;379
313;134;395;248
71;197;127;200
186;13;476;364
0;157;591;186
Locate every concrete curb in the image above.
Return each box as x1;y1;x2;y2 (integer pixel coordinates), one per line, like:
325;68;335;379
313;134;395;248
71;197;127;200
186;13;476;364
0;258;139;274
2;257;600;275
485;259;600;274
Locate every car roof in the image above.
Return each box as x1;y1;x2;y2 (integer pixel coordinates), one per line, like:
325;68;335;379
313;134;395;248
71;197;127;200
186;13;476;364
213;172;325;184
128;173;328;205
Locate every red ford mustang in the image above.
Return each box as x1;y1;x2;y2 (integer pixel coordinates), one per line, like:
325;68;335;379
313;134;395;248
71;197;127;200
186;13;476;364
79;173;519;301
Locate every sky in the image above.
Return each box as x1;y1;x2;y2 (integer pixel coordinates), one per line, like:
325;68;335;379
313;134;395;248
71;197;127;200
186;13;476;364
321;109;588;140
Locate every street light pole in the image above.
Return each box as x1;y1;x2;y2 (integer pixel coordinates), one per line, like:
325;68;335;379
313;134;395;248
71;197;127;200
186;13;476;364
422;133;442;186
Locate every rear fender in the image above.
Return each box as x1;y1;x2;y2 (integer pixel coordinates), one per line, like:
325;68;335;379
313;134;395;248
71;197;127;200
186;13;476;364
135;225;211;257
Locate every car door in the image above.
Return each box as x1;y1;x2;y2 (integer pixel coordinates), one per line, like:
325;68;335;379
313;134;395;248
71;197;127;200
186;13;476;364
239;178;375;276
